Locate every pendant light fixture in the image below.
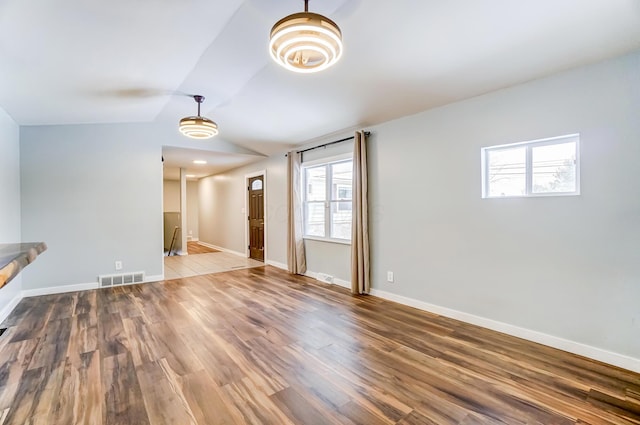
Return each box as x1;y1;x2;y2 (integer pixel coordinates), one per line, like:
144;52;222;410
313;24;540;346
179;95;218;139
269;0;343;74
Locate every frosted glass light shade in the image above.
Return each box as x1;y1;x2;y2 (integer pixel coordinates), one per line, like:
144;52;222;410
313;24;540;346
270;11;342;73
179;116;218;139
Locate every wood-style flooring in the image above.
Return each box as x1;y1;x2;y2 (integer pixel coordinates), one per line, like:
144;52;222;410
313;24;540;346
0;266;638;424
187;241;218;255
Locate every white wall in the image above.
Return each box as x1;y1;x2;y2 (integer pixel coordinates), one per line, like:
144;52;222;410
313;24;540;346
366;51;640;360
304;239;350;283
163;180;180;212
163;179;198;242
12;50;640;368
198;155;287;262
196;142;352;280
20;123;165;289
186;181;199;240
0;107;22;316
198;51;640;367
17;120;262;291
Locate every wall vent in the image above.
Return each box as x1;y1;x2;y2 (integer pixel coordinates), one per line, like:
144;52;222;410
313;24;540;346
98;272;145;288
316;273;334;284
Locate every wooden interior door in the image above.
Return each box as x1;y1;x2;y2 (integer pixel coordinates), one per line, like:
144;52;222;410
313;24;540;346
248;175;264;261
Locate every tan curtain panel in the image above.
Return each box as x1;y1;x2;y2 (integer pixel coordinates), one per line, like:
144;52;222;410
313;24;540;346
287;151;307;275
351;131;370;294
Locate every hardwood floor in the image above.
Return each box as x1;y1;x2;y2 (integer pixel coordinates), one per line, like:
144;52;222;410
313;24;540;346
186;241;218;255
0;266;638;424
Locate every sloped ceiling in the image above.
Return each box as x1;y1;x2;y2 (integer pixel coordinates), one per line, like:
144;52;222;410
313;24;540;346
1;0;639;177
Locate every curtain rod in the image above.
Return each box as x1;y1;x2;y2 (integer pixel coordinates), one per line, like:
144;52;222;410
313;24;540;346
287;131;370;156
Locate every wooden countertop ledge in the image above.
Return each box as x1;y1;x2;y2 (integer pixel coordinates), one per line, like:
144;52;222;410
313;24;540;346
0;242;47;289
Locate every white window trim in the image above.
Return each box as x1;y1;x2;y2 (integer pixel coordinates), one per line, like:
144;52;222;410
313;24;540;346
303;152;353;167
304;236;352;245
302;154;353;243
481;134;580;198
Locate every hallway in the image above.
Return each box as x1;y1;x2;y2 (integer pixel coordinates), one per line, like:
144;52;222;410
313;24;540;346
164;242;263;279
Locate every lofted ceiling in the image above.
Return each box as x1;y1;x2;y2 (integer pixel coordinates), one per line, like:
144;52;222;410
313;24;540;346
1;0;639;178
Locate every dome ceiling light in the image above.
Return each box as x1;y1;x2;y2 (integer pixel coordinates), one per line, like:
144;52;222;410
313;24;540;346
179;95;218;139
269;0;343;74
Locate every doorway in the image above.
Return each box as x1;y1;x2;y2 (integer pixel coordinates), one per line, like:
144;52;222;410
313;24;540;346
247;173;265;262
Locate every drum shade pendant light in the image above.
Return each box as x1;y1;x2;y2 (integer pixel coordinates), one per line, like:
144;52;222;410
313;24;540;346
269;0;343;73
179;95;218;139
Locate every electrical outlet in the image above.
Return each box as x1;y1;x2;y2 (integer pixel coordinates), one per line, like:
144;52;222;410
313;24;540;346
115;261;123;271
387;271;394;283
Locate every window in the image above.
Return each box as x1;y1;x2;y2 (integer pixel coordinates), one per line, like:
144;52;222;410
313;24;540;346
303;158;352;241
482;134;579;198
251;179;263;190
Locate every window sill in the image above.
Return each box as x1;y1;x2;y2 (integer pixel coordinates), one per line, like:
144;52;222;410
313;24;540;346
303;236;351;246
482;191;580;199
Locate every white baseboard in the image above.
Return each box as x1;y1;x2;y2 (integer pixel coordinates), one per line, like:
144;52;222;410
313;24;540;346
197;241;245;258
145;274;164;283
264;262;348;289
20;273;166;299
6;265;637;373
332;278;350;289
266;260;288;271
303;269;351;290
370;288;640;374
0;293;23;324
303;270;318;279
22;282;99;298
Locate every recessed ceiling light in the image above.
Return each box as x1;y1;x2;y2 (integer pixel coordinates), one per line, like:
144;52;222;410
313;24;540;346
193;160;207;165
186;174;196;178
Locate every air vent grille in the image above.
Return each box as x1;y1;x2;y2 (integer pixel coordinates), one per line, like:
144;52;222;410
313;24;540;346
316;273;334;284
98;271;146;288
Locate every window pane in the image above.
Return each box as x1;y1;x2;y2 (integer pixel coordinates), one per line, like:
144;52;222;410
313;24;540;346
532;142;576;193
330;201;351;239
251;179;262;190
306;166;326;201
331;161;352;201
305;202;325;237
302;159;354;241
487;147;526;197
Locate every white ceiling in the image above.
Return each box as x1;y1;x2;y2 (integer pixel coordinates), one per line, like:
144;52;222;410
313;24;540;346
162;146;261;180
1;0;639;178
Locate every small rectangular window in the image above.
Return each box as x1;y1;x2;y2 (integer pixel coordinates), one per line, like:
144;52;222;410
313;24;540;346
303;157;352;242
482;134;579;198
